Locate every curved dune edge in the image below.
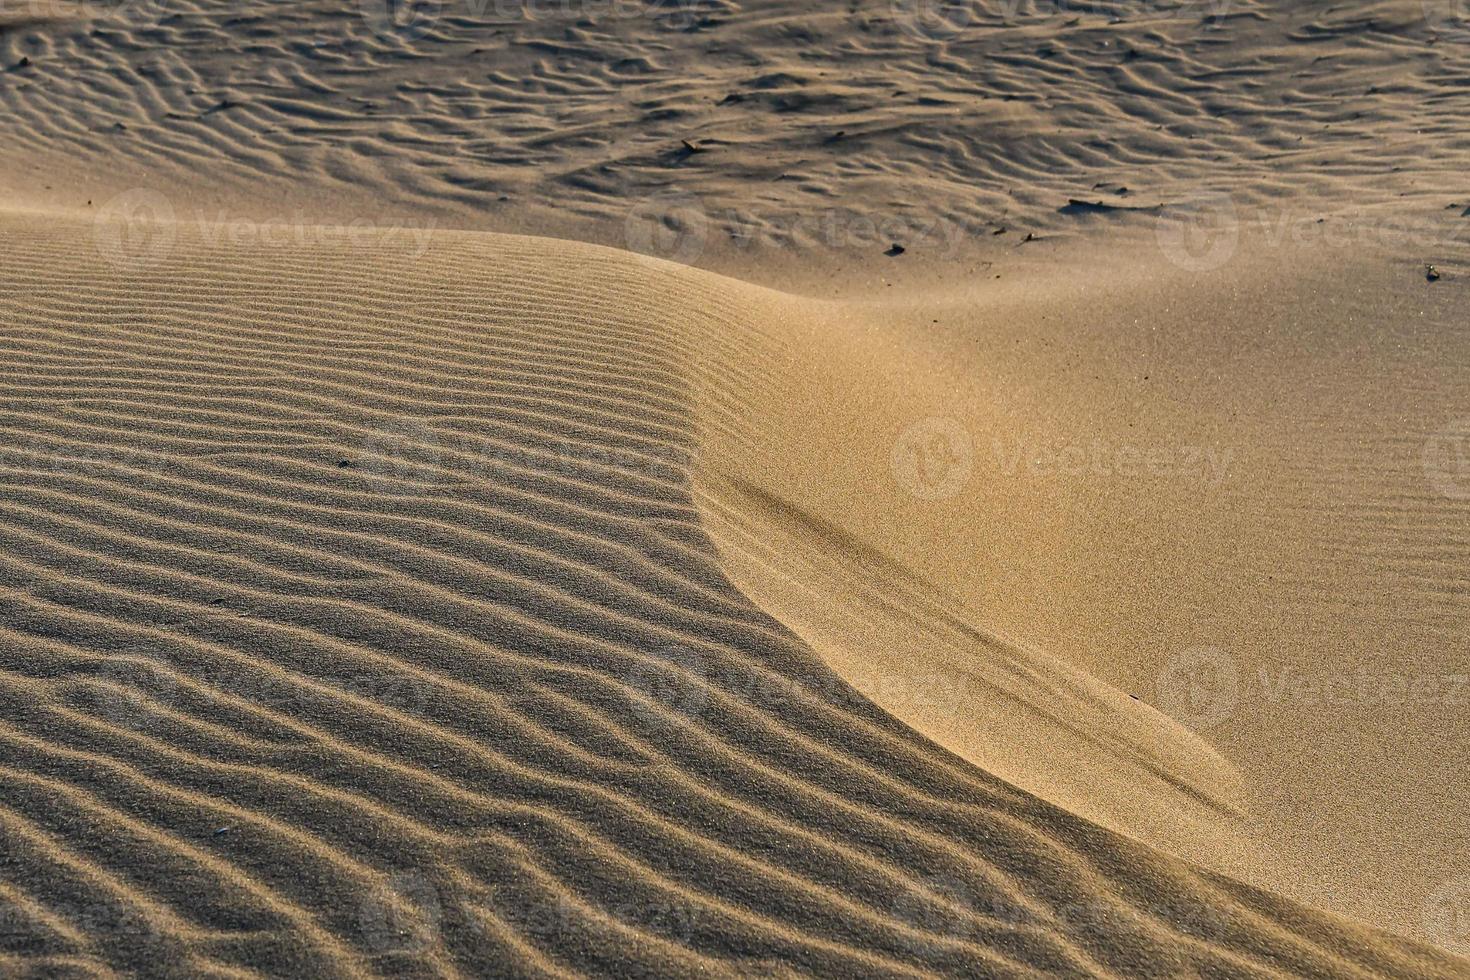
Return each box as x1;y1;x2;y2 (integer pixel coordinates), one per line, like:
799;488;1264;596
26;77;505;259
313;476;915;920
677;278;1254;867
692;472;1254;864
0;207;1462;977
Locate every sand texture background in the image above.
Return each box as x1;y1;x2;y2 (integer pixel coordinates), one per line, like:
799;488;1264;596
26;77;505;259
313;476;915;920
0;0;1468;977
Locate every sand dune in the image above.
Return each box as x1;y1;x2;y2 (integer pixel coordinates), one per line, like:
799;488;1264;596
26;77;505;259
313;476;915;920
0;208;1460;976
686;290;1253;862
3;0;1470;974
686;213;1470;950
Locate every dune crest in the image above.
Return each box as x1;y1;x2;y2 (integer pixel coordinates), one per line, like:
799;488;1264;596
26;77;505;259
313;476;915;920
678;281;1251;861
0;207;1459;976
695;472;1250;860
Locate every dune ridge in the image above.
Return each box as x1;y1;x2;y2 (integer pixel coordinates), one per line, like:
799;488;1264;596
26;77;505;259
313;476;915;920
677;279;1253;861
0;208;1463;977
694;471;1251;859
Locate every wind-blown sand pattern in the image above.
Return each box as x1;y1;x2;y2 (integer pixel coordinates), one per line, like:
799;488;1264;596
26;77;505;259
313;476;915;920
0;211;1460;977
5;0;1470;249
2;0;1470;975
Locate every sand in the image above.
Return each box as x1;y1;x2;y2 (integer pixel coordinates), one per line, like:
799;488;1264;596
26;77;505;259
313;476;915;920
1;0;1468;976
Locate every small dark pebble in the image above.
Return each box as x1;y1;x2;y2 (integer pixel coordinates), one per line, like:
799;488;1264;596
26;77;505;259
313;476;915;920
338;460;353;468
1426;265;1441;282
884;243;905;257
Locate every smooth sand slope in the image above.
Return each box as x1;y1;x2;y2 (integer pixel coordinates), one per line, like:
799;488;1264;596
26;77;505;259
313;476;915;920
2;0;1470;974
0;207;1463;978
692;215;1470;950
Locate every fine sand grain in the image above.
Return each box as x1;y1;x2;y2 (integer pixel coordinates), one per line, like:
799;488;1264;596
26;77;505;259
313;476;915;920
0;210;1462;978
2;0;1469;975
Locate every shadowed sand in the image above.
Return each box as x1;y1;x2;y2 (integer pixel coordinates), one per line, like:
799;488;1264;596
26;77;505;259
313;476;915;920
1;0;1469;973
0;208;1463;977
5;0;1470;256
